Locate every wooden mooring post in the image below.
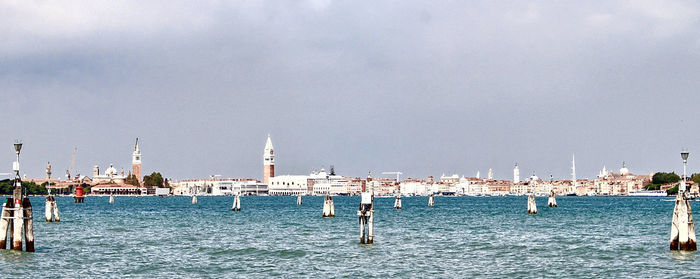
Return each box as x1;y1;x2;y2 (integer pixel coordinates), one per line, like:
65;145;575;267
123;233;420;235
358;190;374;244
322;195;335;217
394;195;402;209
670;151;696;251
45;163;60;221
232;194;241;211
547;191;557;208
527;193;538;214
45;195;60;222
0;142;34;252
428;194;435;207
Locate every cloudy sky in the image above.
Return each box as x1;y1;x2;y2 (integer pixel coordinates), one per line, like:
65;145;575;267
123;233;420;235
2;1;700;181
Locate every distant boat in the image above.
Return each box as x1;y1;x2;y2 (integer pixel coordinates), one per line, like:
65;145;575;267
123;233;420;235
628;190;667;197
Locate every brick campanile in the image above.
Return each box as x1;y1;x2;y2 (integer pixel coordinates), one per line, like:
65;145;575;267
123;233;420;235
263;134;274;184
132;138;142;184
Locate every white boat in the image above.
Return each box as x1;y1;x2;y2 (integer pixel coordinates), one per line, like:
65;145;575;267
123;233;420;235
628;190;667;197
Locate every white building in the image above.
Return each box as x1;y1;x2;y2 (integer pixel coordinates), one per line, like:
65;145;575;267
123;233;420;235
92;164;127;184
268;168;350;195
399;181;429;196
172;178;267;196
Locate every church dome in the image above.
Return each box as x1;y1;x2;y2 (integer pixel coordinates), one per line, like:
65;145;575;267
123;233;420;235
619;162;629;175
105;164;118;176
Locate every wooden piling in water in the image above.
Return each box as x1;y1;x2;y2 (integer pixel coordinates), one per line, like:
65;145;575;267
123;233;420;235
109;193;114;204
232;194;241;211
368;204;374;244
322;195;335;217
428;194;435;207
22;198;34;252
359;212;365;244
547;191;557;208
12;198;23;250
527;194;538;214
670;192;697;251
358;191;374;244
192;195;197;204
0;198;13;249
52;199;60;222
45;196;53;222
297;194;302;206
394;195;402;209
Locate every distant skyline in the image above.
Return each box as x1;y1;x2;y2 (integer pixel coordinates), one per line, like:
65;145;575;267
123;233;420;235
2;1;700;180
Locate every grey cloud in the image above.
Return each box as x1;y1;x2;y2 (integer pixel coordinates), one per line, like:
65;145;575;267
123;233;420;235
1;1;700;180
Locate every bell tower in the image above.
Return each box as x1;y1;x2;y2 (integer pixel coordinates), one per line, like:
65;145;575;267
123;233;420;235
263;134;275;184
132;138;142;184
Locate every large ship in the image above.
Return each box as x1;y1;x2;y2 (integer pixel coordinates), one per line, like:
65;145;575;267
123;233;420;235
628;190;667;197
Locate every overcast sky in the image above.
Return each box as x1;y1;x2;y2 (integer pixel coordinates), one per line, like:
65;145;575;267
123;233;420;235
2;1;700;181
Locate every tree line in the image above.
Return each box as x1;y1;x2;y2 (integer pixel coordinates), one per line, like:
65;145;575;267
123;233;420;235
125;172;169;188
0;179;47;195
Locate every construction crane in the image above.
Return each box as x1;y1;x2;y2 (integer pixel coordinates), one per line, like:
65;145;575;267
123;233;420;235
66;147;77;180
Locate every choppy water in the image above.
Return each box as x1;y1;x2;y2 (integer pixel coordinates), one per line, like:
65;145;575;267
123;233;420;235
0;196;698;278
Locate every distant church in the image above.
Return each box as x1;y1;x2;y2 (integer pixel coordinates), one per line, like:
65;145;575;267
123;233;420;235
91;138;142;184
132;138;142;183
263;134;275;184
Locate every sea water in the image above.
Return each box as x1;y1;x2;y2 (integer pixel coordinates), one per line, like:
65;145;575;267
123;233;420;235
0;196;698;278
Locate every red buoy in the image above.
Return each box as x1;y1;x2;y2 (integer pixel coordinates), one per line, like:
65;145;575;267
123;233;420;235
74;185;85;203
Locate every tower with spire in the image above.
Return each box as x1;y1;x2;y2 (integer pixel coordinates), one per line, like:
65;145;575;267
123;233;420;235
263;134;275;184
132;138;142;184
513;163;520;183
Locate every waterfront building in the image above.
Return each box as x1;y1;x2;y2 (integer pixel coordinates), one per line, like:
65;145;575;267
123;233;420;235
309;168;352;195
267;168;350;195
372;178;398;196
440;174;460;184
92;164;128;184
345;177;365;195
91;184;146;195
486;180;511;195
268;175;310;195
171;178;267;196
510;182;528;195
399;178;429;196
170;178;268;196
263;134;275;185
593;162;649;195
